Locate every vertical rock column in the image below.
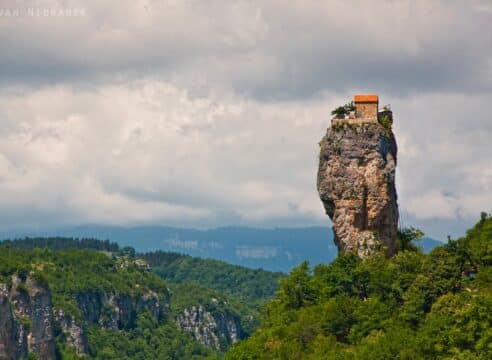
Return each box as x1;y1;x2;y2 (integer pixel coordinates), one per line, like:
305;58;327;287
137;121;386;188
317;121;399;257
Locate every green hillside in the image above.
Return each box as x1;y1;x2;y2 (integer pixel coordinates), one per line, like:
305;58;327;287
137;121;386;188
0;237;284;358
0;246;214;359
143;251;283;300
1;214;489;359
144;251;283;335
226;213;492;359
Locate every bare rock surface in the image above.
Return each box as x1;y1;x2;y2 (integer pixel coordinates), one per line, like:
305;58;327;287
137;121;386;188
317;121;399;257
0;275;57;360
0;276;165;359
54;309;88;356
0;284;21;360
176;303;242;351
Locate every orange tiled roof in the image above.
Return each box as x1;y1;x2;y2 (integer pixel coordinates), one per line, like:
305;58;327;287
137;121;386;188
354;94;378;103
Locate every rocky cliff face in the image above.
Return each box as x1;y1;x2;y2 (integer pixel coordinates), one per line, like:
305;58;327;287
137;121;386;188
0;275;56;360
317;121;399;257
54;309;88;356
76;290;163;330
0;275;165;359
0;284;21;360
176;302;242;351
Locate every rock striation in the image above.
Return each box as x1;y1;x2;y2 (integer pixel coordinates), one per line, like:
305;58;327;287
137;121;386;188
0;275;56;360
0;275;165;359
317;101;399;258
0;284;21;360
176;302;242;351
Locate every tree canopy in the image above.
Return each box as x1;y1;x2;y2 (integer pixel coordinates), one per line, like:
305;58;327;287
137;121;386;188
226;216;492;359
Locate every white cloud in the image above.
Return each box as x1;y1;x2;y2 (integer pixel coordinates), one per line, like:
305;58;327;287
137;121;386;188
0;1;490;238
406;190;459;220
1;1;491;97
0;80;490;236
392;92;492;229
0;81;336;228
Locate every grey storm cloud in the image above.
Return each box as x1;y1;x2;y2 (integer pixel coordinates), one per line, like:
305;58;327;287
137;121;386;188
0;0;491;239
1;1;491;98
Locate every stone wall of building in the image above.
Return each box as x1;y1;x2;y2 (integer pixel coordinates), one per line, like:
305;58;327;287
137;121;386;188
355;102;378;120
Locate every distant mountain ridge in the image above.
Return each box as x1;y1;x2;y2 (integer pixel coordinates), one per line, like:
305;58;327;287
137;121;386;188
1;225;443;272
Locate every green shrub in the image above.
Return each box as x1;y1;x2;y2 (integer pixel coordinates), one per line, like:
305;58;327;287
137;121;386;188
17;282;29;294
379;114;392;131
331;101;355;119
32;271;50;289
20;316;31;330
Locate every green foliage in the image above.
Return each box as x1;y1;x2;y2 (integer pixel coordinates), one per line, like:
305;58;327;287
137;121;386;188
17;282;29;294
55;342;80;360
331;101;355;119
1;237;120;252
87;318;214;359
19;316;31;330
170;282;250;350
145;251;283;336
0;237;283;357
396;227;424;252
171;282;231;314
0;245;215;359
144;251;283;301
226;214;492;359
278;261;316;309
378;114;392;130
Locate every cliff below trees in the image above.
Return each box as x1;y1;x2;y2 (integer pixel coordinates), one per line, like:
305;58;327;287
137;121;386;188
0;277;55;360
0;239;277;358
317;120;399;257
0;271;165;359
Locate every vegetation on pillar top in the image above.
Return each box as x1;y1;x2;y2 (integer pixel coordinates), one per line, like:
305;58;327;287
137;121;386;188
331;101;355;119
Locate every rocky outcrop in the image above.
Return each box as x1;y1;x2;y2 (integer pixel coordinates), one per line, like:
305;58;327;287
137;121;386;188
317;120;399;257
136;290;162;320
75;290;162;330
0;275;56;360
75;292;133;330
176;302;242;351
54;309;88;356
0;276;165;359
22;278;56;360
0;284;22;360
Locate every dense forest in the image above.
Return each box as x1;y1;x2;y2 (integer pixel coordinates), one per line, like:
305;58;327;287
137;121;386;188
143;251;283;301
1;213;490;359
1;237;120;252
0;245;213;358
0;236;283;358
1;238;283;340
226;213;492;359
0;238;282;304
144;251;283;335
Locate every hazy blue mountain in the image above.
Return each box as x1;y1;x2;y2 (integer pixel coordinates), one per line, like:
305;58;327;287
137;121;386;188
1;225;443;272
419;236;443;253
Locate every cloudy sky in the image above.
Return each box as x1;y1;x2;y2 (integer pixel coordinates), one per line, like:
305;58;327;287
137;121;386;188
0;0;491;239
